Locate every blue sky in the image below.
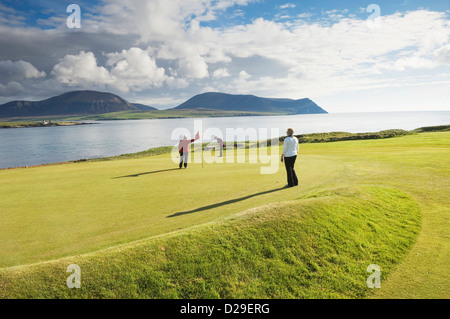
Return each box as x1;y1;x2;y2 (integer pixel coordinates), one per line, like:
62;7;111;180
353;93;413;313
5;0;450;28
0;0;449;112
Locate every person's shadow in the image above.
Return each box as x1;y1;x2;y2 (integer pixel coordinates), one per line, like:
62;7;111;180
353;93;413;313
113;168;179;179
167;187;285;218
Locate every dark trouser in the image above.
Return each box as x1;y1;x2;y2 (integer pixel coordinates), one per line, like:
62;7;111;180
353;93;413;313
284;155;298;187
179;152;189;168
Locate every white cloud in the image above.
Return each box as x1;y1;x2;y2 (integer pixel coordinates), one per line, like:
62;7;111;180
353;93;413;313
91;0;256;41
1;1;450;111
52;51;113;87
214;10;450;99
280;3;296;9
213;68;231;78
178;55;209;79
106;47;167;92
61;3;450;103
297;13;313;19
238;70;251;80
52;49;171;93
389;56;436;71
434;44;450;64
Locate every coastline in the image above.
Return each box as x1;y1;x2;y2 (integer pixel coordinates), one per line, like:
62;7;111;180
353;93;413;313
0;121;97;129
1;124;448;171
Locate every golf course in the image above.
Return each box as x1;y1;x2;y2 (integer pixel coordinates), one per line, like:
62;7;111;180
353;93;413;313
0;127;448;299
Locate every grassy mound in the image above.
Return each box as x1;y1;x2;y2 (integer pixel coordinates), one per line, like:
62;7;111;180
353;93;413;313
0;186;420;299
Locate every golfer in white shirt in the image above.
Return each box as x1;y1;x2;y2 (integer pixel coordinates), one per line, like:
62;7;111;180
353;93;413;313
281;128;299;187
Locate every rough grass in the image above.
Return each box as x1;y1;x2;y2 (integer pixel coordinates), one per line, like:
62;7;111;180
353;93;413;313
293;129;412;143
77;146;174;162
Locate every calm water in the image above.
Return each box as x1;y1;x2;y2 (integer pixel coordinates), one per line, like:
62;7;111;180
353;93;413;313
0;111;449;169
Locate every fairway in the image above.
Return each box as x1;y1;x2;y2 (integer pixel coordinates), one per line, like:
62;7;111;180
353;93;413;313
0;131;449;298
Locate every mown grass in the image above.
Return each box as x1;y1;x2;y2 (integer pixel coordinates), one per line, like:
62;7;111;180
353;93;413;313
0;186;421;298
0;129;448;299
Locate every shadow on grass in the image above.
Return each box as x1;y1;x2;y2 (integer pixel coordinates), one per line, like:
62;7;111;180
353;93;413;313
113;168;179;178
167;187;285;218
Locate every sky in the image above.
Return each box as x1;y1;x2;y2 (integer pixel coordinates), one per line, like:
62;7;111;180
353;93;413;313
0;0;449;112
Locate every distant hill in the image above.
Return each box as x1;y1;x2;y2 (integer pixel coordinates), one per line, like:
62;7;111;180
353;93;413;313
173;92;327;114
0;90;150;118
0;90;326;119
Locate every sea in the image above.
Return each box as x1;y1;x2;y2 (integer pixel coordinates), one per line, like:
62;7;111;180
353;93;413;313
0;111;449;169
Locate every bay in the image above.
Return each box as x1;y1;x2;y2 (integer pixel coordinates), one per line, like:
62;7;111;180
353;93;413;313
0;111;449;169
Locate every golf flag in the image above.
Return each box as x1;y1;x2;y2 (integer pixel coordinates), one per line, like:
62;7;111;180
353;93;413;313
195;131;200;140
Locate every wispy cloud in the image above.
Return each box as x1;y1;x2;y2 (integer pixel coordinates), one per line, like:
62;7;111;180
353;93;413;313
279;3;296;9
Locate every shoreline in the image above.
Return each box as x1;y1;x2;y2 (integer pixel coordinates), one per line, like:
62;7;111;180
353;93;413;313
0;121;97;129
1;125;448;171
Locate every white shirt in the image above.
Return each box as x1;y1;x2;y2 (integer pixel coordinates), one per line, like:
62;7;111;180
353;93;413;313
282;136;299;157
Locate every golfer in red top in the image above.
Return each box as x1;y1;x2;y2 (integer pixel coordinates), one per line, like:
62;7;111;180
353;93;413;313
178;132;200;168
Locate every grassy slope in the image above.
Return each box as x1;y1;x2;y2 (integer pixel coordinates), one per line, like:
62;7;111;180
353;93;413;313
0;131;449;298
0;186;421;299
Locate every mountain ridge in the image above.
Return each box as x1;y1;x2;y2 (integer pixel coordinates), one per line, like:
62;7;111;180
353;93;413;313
0;90;157;117
173;92;327;114
0;90;326;118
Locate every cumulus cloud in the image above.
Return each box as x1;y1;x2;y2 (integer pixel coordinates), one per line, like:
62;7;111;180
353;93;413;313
178;55;209;79
214;10;450;97
51;49;170;93
1;1;450;110
213;68;231;78
51;51;113;87
106;47;167;91
0;60;45;82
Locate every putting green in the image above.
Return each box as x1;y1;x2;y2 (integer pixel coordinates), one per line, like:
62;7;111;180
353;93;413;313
0;148;344;268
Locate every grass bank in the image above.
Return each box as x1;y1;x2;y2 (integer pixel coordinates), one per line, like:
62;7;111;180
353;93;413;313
0;186;420;298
